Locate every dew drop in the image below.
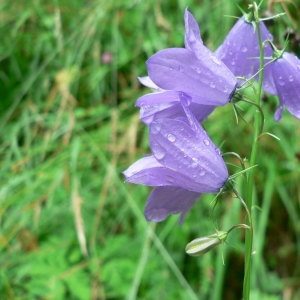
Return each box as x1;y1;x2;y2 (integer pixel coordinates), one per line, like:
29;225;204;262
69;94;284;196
297;65;300;71
278;76;285;86
229;51;233;56
231;60;236;66
210;82;215;88
199;169;206;176
180;147;184;152
167;133;176;142
241;45;248;52
215;148;221;155
155;148;165;160
289;75;294;82
191;157;198;168
196;67;201;74
151;122;161;134
169;67;173;71
152;143;165;160
192;157;198;163
223;86;228;93
203;139;210;146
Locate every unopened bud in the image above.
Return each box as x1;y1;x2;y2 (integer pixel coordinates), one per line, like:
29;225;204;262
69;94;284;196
185;231;227;256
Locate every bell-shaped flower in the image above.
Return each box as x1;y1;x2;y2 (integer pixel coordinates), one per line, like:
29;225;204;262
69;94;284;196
123;94;229;223
145;9;238;107
262;51;300;121
136;78;215;125
215;14;273;82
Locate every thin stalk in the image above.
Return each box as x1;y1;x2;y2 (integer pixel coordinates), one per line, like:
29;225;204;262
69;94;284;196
243;2;265;299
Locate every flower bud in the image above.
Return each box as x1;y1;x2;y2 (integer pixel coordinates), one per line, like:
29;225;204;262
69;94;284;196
185;231;227;256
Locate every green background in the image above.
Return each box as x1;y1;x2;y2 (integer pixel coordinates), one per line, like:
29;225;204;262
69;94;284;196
1;0;300;299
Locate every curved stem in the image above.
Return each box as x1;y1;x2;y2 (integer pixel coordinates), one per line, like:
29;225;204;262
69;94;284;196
241;96;265;136
222;152;246;170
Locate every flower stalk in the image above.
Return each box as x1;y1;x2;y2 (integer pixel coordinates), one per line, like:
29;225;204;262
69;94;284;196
243;2;265;299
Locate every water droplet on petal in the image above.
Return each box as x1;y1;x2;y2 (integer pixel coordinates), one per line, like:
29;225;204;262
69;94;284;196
169;67;173;71
155;148;165;160
278;76;285;86
289;75;294;82
210;82;215;88
215;148;221;155
167;133;176;142
153;122;161;132
180;147;184;152
231;60;236;66
152;143;165;160
203;139;210;146
241;45;248;52
199;169;205;176
223;86;228;92
196;68;201;74
191;157;198;168
297;65;300;71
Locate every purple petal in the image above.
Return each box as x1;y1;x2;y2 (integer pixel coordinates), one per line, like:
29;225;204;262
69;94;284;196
274;104;283;122
123;155;179;186
146;48;237;106
271;52;300;120
145;186;201;224
215;17;273;82
136;90;180;106
261;59;277;95
184;8;204;54
149;117;228;193
136;91;215;125
138;76;160;90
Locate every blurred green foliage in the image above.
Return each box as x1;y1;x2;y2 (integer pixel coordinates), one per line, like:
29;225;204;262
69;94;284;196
0;0;300;299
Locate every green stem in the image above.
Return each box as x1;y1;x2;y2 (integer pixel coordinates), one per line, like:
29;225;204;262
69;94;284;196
243;2;265;299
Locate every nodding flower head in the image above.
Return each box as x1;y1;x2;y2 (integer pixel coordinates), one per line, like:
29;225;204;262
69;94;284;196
123;94;229;224
145;8;238;107
215;15;273;82
265;52;300;121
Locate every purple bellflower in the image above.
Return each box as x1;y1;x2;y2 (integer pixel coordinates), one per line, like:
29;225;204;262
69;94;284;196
215;15;273;82
145;8;238;107
123;94;229;224
136;76;215;125
262;51;300;121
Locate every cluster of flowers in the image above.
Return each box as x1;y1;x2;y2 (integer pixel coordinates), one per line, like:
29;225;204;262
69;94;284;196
123;8;300;224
